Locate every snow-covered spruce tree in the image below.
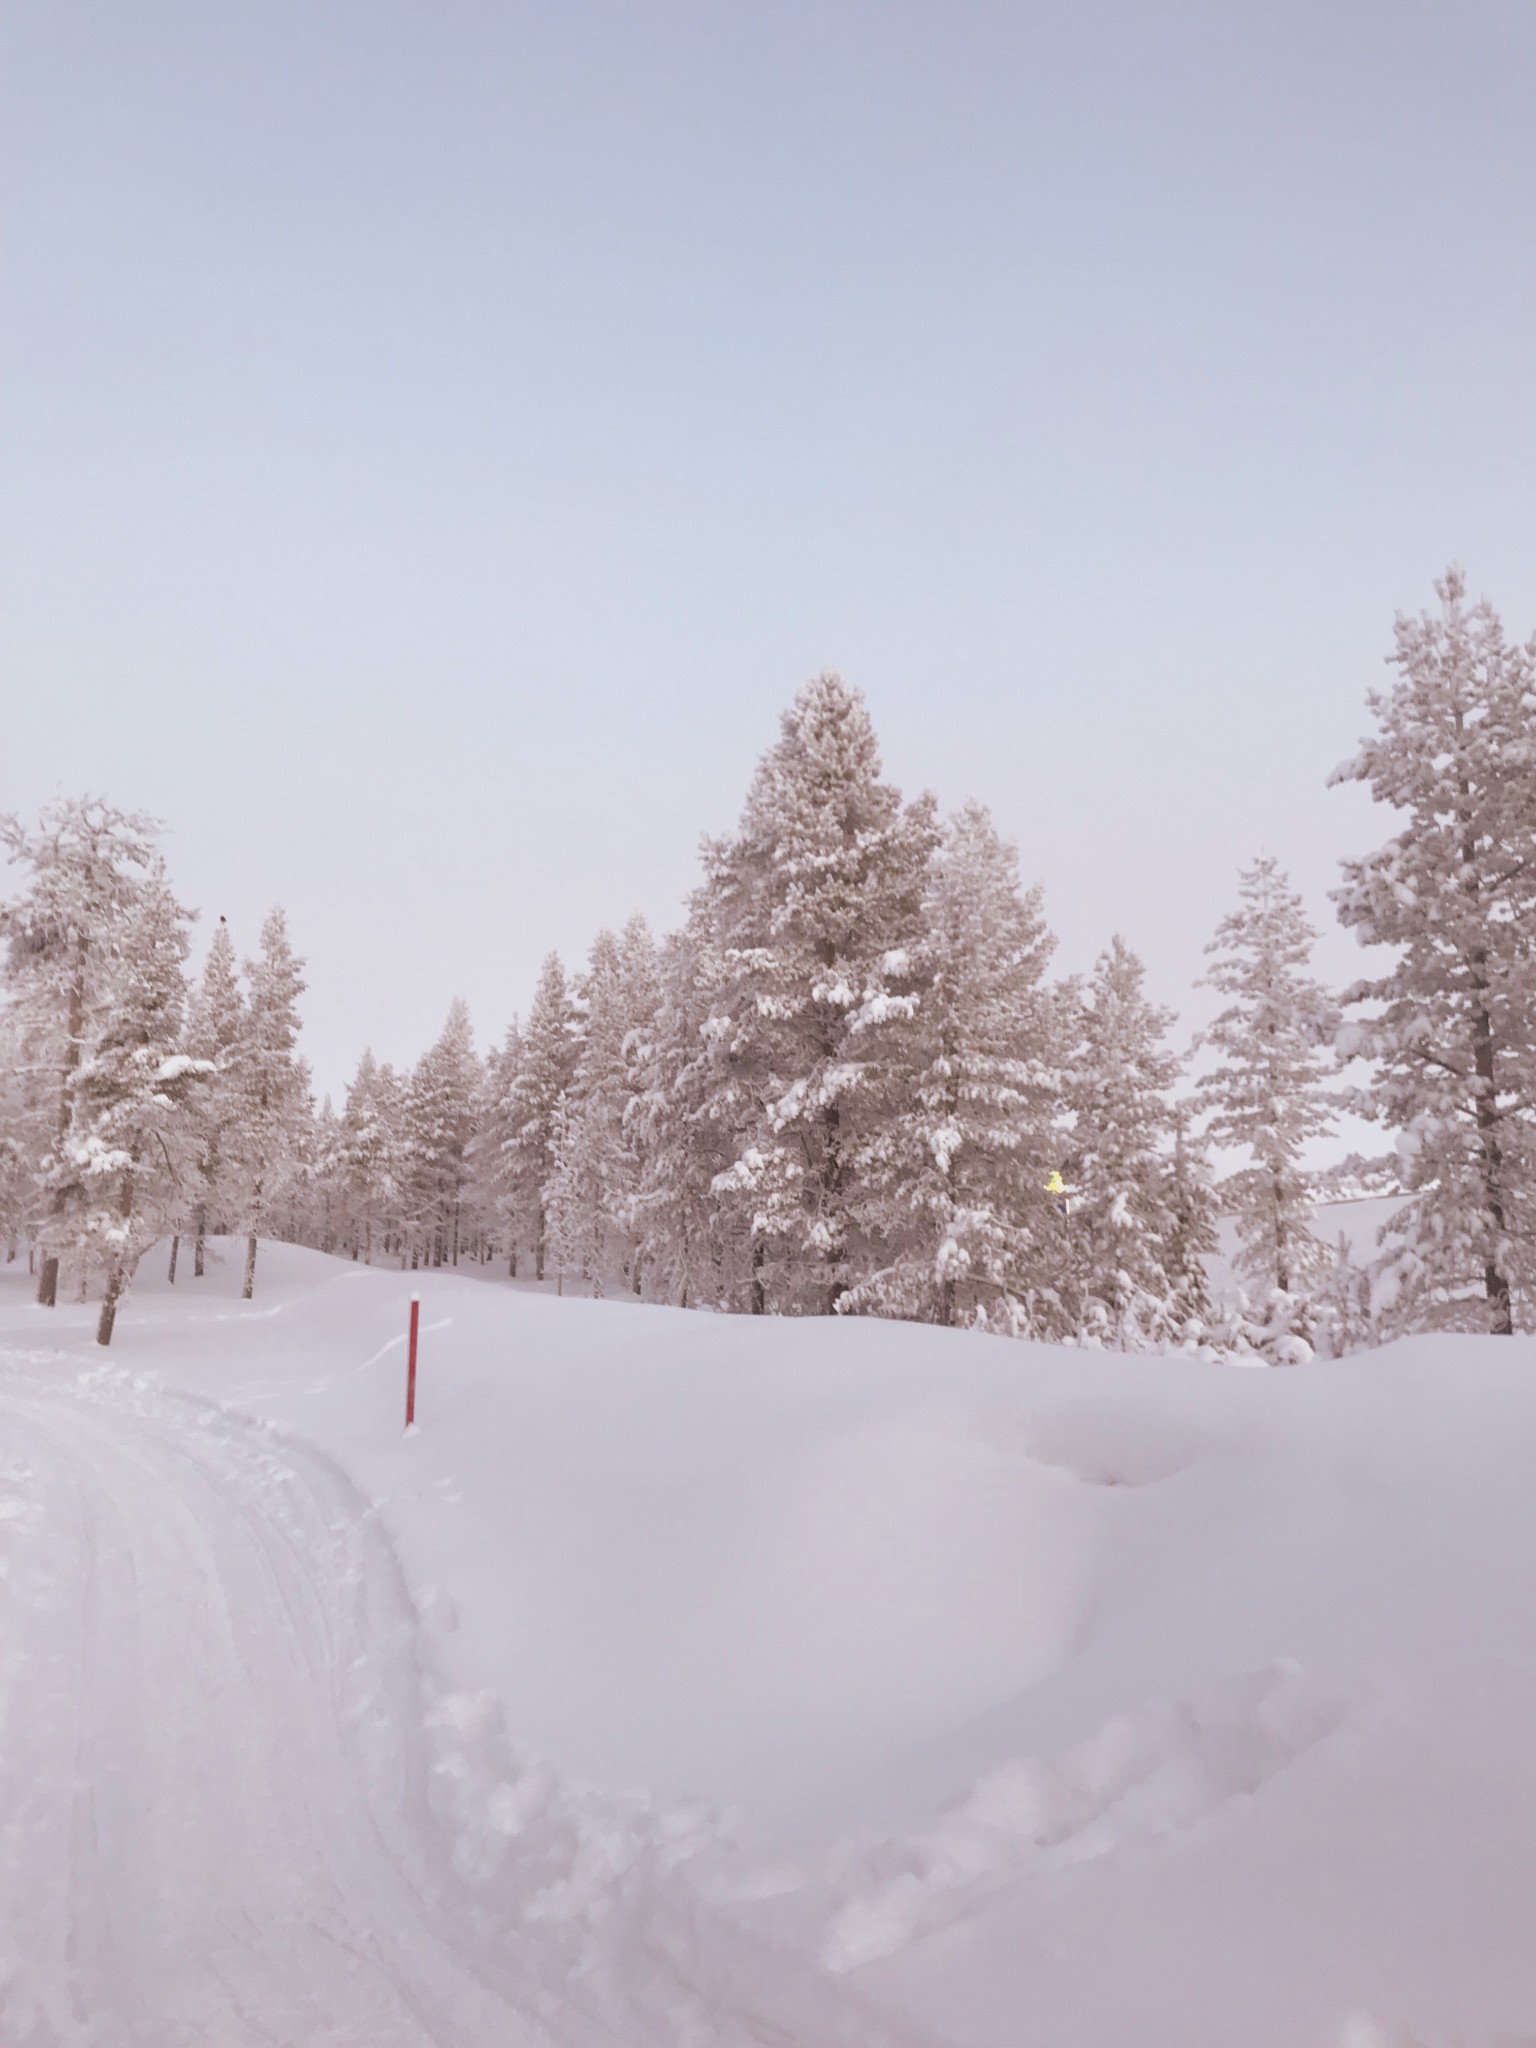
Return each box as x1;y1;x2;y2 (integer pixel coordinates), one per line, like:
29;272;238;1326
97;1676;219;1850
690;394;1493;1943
228;907;310;1300
56;862;208;1344
305;1097;344;1254
0;1006;37;1262
695;674;938;1315
1332;567;1536;1335
843;800;1068;1333
0;798;166;1307
334;1050;403;1264
403;997;482;1267
627;922;751;1308
1062;936;1185;1347
371;1060;411;1261
547;917;661;1295
472;1020;525;1274
500;952;579;1280
183;915;245;1278
1165;1106;1220;1340
1194;856;1339;1332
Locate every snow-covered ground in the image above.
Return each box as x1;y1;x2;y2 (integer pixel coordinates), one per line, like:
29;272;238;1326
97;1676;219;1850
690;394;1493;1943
4;1241;1535;2047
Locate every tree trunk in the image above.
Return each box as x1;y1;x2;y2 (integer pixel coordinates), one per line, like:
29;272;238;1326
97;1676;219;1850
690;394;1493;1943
1469;985;1513;1335
97;1173;138;1345
38;944;90;1309
750;1238;765;1315
535;1205;545;1282
167;1234;179;1284
97;1271;124;1346
194;1205;206;1277
1458;790;1514;1335
243;1232;258;1300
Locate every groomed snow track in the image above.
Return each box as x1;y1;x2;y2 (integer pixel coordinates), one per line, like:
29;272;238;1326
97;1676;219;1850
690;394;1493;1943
0;1356;932;2048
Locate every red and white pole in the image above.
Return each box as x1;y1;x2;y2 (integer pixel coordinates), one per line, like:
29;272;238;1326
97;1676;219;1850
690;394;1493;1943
405;1293;420;1428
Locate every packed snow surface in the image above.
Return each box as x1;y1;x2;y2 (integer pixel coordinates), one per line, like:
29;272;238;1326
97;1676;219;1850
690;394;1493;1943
3;1243;1536;2047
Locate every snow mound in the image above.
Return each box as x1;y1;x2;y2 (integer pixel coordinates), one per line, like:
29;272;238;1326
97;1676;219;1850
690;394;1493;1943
820;1658;1348;1969
7;1243;1536;2045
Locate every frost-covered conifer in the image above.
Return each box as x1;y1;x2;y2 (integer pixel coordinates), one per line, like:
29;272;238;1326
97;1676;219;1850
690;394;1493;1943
1195;856;1338;1327
184;915;245;1277
1331;568;1536;1334
501;952;579;1279
472;1020;525;1273
57;863;206;1343
229;907;310;1299
1063;937;1183;1347
1165;1108;1219;1339
696;674;938;1314
0;798;166;1307
403;998;481;1267
547;917;660;1295
845;801;1066;1333
0;1008;36;1261
333;1050;402;1263
627;924;748;1308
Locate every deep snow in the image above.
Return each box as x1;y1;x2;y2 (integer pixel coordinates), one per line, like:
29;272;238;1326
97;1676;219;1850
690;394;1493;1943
3;1239;1535;2047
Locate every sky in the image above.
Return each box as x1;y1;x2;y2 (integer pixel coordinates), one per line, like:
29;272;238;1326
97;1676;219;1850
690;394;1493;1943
3;0;1534;1104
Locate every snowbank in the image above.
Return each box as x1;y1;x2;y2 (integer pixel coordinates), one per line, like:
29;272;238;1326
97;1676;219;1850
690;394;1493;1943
4;1239;1535;2047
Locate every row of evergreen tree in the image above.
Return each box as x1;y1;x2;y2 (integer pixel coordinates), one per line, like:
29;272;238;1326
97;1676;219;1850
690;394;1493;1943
4;568;1532;1351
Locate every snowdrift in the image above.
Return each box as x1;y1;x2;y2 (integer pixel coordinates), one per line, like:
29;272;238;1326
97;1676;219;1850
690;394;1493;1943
4;1240;1535;2048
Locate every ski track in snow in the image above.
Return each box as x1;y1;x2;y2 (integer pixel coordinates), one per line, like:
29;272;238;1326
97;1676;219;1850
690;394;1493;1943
0;1355;935;2048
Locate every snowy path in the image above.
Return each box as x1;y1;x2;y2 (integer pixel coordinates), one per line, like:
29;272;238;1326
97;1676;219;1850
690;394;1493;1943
0;1357;927;2048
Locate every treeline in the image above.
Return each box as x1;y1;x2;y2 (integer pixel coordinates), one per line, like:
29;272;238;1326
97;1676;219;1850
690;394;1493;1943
4;568;1533;1353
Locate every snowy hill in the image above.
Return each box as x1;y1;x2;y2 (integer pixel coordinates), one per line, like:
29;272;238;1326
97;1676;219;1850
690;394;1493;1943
4;1241;1535;2047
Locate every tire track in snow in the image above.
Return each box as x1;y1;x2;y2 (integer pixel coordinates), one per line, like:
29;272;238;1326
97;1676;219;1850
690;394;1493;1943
0;1357;935;2048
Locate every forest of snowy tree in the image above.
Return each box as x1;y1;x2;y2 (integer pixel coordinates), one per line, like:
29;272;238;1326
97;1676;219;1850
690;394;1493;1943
5;567;1535;1354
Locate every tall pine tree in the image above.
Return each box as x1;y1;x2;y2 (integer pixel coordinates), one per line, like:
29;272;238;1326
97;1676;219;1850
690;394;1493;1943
1195;855;1338;1324
1332;568;1536;1335
696;674;938;1314
1063;937;1184;1348
230;907;310;1299
846;801;1067;1333
501;953;579;1280
0;798;166;1307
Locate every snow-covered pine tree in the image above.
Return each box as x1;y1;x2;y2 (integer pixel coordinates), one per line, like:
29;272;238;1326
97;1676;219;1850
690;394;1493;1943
0;798;166;1307
306;1097;344;1253
844;800;1067;1333
472;1020;525;1274
0;1005;36;1263
1194;855;1339;1332
55;861;208;1344
229;906;310;1299
1331;567;1536;1335
403;998;481;1267
372;1060;410;1262
501;952;579;1280
547;918;661;1296
627;922;749;1308
1063;936;1184;1347
1164;1106;1219;1339
696;674;938;1314
333;1050;401;1263
184;915;245;1278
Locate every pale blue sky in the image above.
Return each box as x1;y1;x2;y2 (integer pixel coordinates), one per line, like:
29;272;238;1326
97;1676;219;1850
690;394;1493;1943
3;1;1534;1098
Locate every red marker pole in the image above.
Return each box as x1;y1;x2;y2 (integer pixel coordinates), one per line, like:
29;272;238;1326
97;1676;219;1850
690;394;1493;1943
405;1293;420;1428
